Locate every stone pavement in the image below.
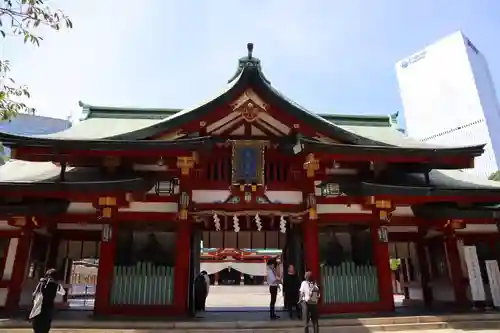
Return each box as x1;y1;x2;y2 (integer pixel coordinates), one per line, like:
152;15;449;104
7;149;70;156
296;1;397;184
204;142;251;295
0;328;499;333
206;284;285;310
205;285;404;311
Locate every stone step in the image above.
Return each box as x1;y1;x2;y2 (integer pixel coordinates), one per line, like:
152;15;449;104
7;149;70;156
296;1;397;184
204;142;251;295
1;313;499;332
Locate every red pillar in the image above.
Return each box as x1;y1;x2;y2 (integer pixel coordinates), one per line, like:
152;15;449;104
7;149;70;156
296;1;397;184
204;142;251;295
6;230;32;310
444;229;468;307
94;223;117;314
173;220;192;314
371;224;395;311
303;216;320;281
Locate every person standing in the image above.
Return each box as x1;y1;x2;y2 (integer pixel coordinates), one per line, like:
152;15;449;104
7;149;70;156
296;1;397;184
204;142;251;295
29;268;66;333
266;259;281;320
194;271;209;313
283;264;301;319
299;270;320;333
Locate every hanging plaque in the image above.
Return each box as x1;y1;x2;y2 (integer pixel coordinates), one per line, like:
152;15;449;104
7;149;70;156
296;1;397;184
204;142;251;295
232;141;264;185
463;245;486;301
485;260;500;307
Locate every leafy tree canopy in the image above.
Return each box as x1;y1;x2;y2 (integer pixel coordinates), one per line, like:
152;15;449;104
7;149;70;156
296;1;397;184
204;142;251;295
489;170;500;181
0;0;72;120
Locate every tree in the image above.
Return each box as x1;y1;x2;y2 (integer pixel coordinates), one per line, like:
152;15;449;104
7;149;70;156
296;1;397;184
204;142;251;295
0;0;72;120
489;171;500;182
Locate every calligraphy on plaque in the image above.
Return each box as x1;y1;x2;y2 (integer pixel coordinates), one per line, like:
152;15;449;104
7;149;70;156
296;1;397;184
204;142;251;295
463;245;486;301
232;141;264;185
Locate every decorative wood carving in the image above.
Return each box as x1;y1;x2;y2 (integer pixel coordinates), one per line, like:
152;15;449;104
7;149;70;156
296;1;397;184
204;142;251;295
231;89;268;122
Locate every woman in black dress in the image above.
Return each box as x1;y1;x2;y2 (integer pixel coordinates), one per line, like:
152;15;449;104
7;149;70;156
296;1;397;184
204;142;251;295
30;268;62;333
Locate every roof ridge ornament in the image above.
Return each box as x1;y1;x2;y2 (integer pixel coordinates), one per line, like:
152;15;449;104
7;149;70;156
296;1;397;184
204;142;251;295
227;43;271;84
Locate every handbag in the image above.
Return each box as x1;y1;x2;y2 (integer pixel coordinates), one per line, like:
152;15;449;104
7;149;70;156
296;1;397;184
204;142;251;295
29;292;43;320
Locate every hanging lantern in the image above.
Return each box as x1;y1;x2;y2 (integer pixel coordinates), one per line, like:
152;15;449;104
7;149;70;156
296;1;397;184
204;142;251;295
102;224;113;242
306;193;317;220
378;226;389;243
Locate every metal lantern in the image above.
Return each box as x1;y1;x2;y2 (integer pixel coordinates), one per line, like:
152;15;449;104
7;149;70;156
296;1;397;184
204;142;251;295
155;180;175;195
102;224;112;242
378;226;389;243
306;193;316;208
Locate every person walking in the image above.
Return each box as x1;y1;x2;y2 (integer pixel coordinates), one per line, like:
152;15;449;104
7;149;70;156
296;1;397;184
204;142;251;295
29;268;66;333
266;259;281;319
283;264;301;319
299;270;320;333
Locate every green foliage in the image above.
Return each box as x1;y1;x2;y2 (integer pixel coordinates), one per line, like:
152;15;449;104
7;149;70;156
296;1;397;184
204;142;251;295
489;170;500;181
389;258;401;271
0;0;72;120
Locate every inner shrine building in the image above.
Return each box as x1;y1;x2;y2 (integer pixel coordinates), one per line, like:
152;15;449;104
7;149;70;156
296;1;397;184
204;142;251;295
1;43;500;316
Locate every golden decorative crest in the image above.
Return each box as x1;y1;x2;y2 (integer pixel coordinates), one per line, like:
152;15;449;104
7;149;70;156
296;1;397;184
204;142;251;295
231;89;268;122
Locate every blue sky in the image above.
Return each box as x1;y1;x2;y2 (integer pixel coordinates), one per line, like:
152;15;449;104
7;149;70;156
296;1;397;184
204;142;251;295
4;0;500;127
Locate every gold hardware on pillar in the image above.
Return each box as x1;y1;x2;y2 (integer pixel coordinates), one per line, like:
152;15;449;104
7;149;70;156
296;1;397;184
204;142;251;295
240;184;245;192
102;207;113;218
98;197;117;206
303;153;320;178
179;209;188;220
251;184;257;192
308;207;318;220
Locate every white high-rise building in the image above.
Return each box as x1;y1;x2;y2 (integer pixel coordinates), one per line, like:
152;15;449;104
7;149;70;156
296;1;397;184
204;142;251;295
396;31;500;179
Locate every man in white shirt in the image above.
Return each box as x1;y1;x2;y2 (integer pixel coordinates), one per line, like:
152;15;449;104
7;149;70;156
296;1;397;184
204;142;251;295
266;259;281;319
299;270;319;333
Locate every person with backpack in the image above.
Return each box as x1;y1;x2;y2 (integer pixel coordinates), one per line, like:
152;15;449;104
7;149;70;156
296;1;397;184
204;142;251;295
299;270;320;333
29;268;66;333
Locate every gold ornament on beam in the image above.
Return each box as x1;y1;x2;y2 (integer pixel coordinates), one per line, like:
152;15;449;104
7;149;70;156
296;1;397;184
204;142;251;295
303;153;320;178
375;200;392;209
97;196;117;219
177;152;198;176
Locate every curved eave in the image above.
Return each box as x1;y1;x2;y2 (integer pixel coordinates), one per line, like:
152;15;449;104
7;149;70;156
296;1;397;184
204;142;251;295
0;133;218;151
412;204;500;219
0;166;155;194
359;182;500;197
0;201;69;216
0;177;153;194
300;139;485;158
